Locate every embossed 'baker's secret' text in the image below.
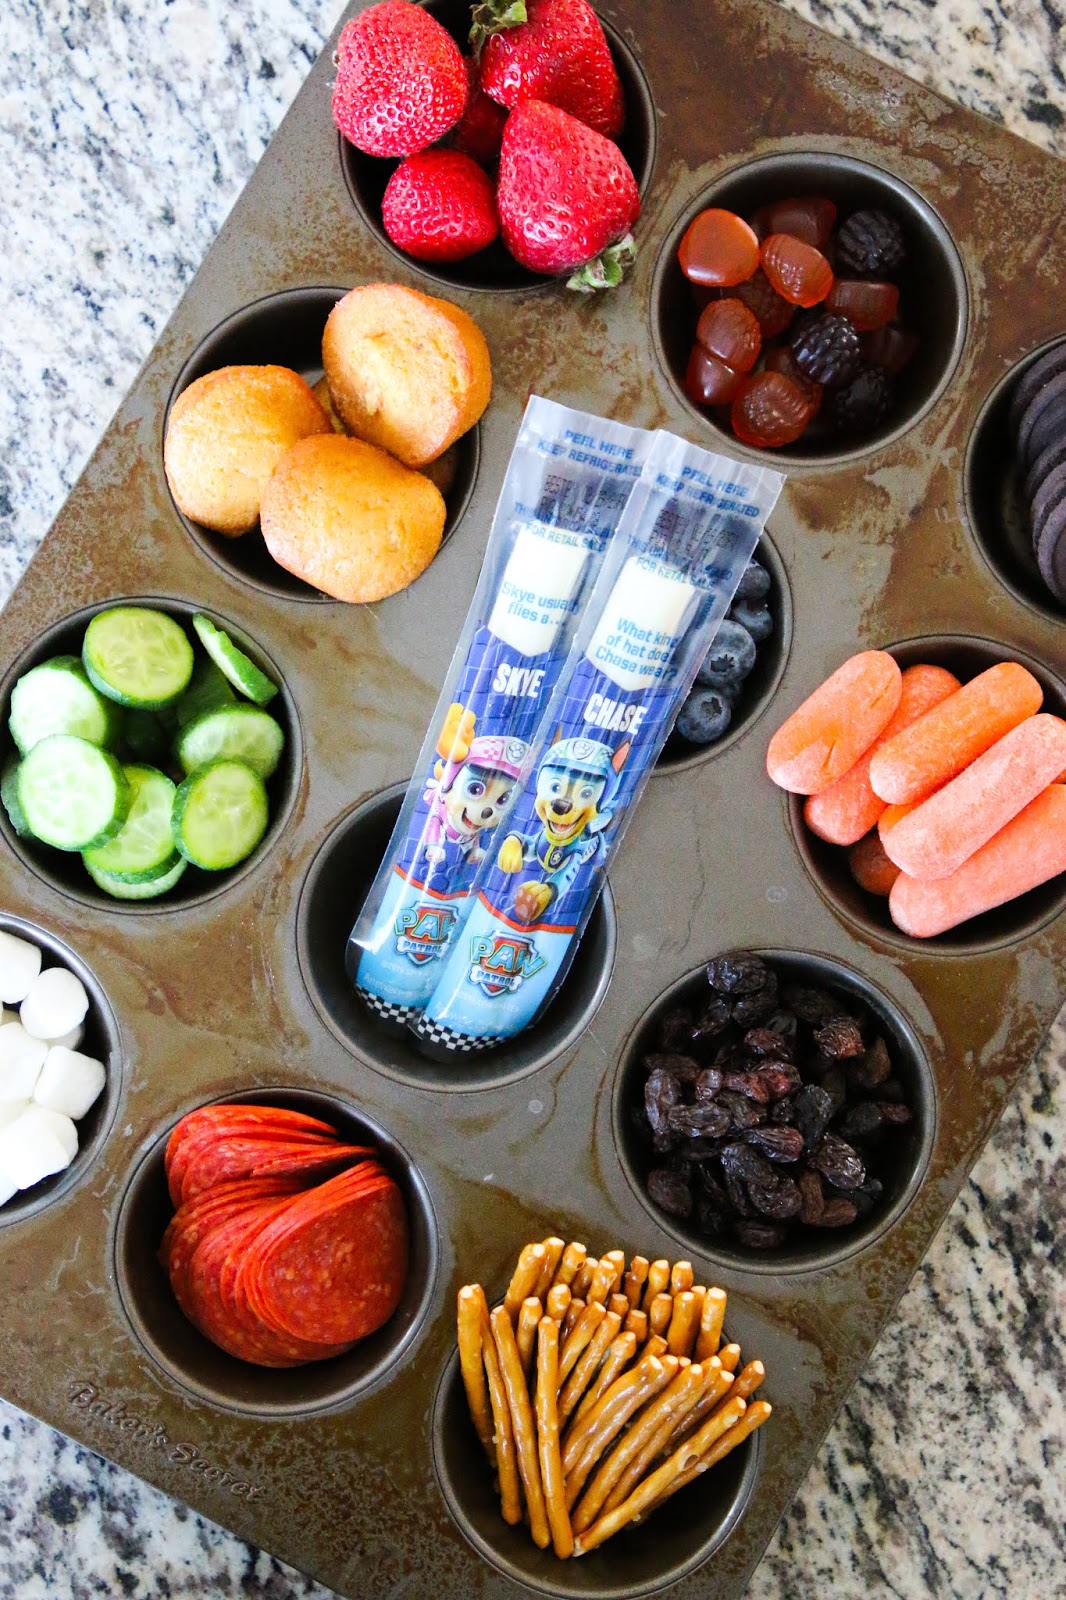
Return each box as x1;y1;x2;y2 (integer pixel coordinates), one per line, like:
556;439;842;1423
68;1381;261;1498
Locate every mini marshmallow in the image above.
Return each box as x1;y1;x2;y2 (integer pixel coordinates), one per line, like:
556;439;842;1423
49;1024;85;1050
33;1047;106;1121
19;968;89;1042
0;931;42;1005
0;1099;27;1129
0;1022;48;1102
0;1104;78;1191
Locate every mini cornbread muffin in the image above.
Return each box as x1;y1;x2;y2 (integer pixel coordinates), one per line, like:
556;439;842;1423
260;433;446;603
164;365;332;534
312;375;347;434
322;284;491;468
420;441;460;497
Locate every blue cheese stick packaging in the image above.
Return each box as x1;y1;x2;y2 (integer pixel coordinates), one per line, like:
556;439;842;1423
412;429;784;1056
348;397;653;1028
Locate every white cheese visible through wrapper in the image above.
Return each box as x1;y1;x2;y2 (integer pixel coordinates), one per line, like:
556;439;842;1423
487;525;590;658
585;557;697;691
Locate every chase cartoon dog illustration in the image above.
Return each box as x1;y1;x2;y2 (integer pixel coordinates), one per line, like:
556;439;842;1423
497;734;629;924
418;702;527;870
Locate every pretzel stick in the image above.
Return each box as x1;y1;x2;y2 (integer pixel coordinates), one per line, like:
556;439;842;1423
535;1317;574;1559
504;1243;547;1322
570;1331;637;1427
572;1395;748;1554
557;1310;622;1425
602;1249;626;1293
648;1401;772;1513
722;1359;764;1406
611;1365;724;1510
648;1292;673;1338
636;1334;668;1364
622;1255;649;1308
562;1297;585;1339
571;1258;598;1300
546;1282;571;1323
585;1258;617;1305
558;1301;607;1383
572;1360;705;1533
457;1285;495;1464
622;1307;648;1344
608;1292;630;1320
718;1342;741;1373
694;1286;727;1360
564;1357;677;1510
490;1307;550;1548
689;1285;706;1335
641;1260;670;1310
516;1297;542;1380
666;1290;700;1358
551;1241;587;1289
562;1351;668;1474
669;1260;694;1295
535;1238;566;1299
663;1359;732;1453
481;1317;522;1524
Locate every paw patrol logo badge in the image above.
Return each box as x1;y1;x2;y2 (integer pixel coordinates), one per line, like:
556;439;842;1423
395;903;459;965
467;932;547;996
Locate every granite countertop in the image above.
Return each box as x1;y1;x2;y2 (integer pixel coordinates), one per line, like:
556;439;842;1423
1;1;1064;1597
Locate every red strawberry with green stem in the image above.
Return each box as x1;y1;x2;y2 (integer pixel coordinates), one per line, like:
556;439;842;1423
472;0;625;140
382;149;499;262
332;0;468;158
496;99;639;288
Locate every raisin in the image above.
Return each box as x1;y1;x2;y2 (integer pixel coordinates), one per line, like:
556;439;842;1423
749;1172;802;1220
877;1101;913;1126
814;1015;865;1059
733;1219;787;1249
793;1083;834;1149
754;1063;802;1099
790;314;862;388
695;1066;724;1101
831;366;894;434
744;1025;792;1059
706;952;772;994
769;1092;799;1125
732;986;780;1027
722;1070;773;1104
849;1035;892;1090
644;1068;682;1137
819;1065;847;1115
720;1161;756;1218
877;1078;907;1104
746;1125;804;1162
717;1090;766;1131
667;1102;734;1139
646;1165;694;1219
851;1177;884;1219
656;1006;694;1050
644;1051;702;1085
797;1168;826;1225
835;208;905;276
762;1009;799;1047
812;1197;859;1228
696;1197;730;1236
692;994;734;1041
809;1132;866;1190
781;983;837;1023
835;1101;886;1142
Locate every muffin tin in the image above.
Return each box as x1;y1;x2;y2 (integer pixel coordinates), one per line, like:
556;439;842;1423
0;0;1064;1595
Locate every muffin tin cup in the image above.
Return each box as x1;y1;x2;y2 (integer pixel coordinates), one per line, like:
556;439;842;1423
790;635;1066;956
654;532;792;774
652;150;968;467
0;914;123;1228
612;950;937;1276
338;0;658;296
432;1342;761;1599
964;337;1066;620
112;1086;439;1419
0;597;302;914
296;784;617;1092
164;287;481;601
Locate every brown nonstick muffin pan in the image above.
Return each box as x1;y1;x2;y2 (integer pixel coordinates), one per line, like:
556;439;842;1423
0;0;1064;1594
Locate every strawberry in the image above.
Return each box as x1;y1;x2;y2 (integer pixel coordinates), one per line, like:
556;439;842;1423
472;0;624;140
382;150;500;262
332;0;468;158
496;100;639;288
449;58;508;165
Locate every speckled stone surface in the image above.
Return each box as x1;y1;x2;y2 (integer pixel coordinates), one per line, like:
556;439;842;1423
1;3;1064;1598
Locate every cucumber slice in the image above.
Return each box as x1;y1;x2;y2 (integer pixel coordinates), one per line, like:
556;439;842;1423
175;704;284;780
85;854;188;900
192;615;278;706
172;759;269;870
175;658;237;727
1;755;30;837
83;607;195;709
83;765;180;883
17;735;130;851
121;707;170;765
9;655;120;754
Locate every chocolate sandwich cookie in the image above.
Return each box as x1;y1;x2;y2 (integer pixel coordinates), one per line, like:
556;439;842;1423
1008;340;1066;436
1022;434;1066;507
1030;461;1066;553
1035;494;1066;604
1017;370;1066;471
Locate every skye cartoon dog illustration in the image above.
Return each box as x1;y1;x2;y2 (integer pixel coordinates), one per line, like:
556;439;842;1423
497;734;629;924
419;703;527;869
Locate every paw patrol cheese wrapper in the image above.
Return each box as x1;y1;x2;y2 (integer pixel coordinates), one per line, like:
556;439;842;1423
348;397;653;1027
413;430;784;1056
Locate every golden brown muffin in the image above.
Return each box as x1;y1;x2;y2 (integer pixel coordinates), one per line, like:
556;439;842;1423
322;284;492;469
164;365;332;535
420;442;460;498
260;433;446;602
312;375;348;434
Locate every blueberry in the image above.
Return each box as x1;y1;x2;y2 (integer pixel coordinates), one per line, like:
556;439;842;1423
697;619;757;688
729;597;774;642
676;688;733;745
734;559;770;601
